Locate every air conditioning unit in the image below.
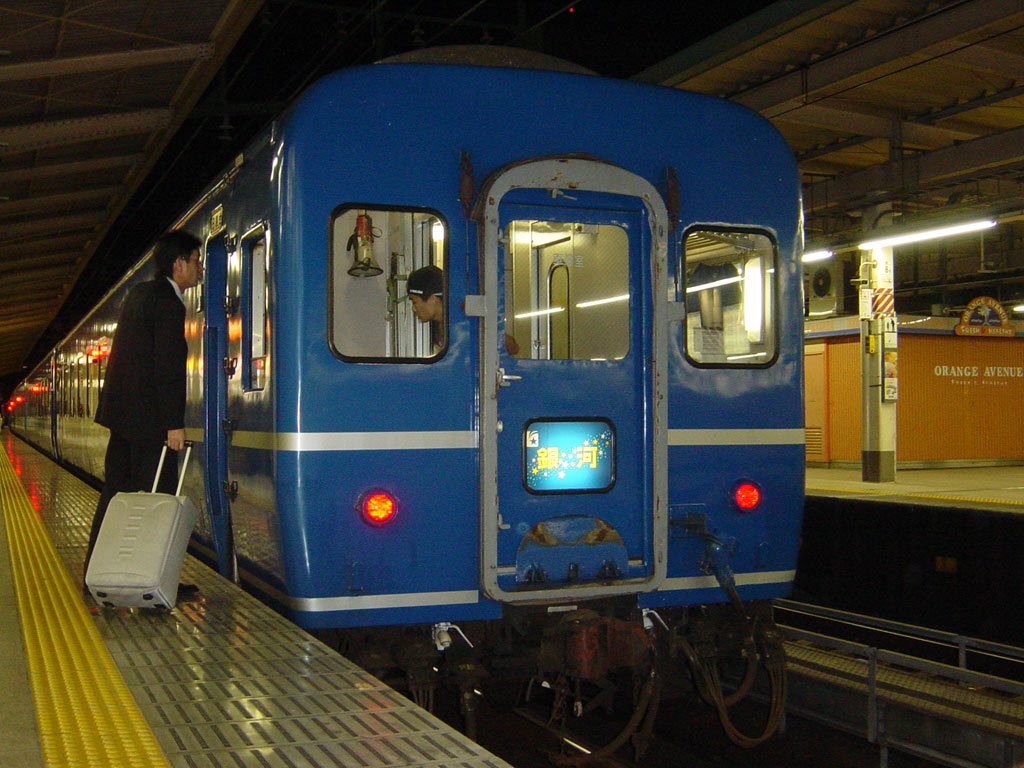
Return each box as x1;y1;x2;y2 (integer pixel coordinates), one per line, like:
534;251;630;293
805;260;842;318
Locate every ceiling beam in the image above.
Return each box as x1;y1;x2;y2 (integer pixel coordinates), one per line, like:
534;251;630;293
0;252;82;272
3;266;76;286
2;300;63;316
797;134;875;163
0;211;105;241
776;103;978;148
0;311;56;332
0;344;34;358
0;154;142;184
634;0;860;86
0;108;172;154
730;0;1024;118
940;40;1024;79
800;157;876;178
0;291;65;310
804;123;1024;212
1;236;90;259
913;82;1024;125
0;186;123;216
0;43;214;83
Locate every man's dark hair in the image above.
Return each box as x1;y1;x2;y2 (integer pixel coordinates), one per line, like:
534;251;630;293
407;265;444;299
153;229;202;279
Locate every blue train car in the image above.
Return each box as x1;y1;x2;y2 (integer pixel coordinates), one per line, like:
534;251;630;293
9;49;803;745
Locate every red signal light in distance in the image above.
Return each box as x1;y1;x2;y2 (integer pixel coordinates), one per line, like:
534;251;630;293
361;491;397;525
734;482;762;511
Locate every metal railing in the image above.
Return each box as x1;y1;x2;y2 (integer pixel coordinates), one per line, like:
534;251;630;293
774;598;1024;682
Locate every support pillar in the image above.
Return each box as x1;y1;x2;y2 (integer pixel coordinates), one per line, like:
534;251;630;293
860;243;897;482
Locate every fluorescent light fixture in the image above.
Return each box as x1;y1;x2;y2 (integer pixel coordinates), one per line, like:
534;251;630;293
431;222;444;241
1013;304;1024;313
802;249;833;263
859;219;996;250
576;294;629;308
686;274;742;294
514;307;564;319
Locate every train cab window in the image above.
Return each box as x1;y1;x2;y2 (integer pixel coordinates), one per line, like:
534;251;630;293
682;228;777;366
505;220;629;360
330;206;446;362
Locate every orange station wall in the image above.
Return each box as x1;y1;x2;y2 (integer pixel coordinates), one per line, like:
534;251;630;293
806;333;1024;466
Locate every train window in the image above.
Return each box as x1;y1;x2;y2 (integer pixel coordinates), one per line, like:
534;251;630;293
682;228;777;366
329;206;446;362
505;221;629;360
242;230;269;390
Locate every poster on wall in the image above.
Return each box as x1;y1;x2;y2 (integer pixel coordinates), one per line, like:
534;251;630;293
954;297;1016;337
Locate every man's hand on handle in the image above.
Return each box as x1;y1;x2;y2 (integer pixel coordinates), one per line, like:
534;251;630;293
166;428;186;452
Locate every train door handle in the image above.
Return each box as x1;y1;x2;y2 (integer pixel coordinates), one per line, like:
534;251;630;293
498;368;521;387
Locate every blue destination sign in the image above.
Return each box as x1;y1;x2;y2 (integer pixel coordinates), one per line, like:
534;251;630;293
524;419;614;493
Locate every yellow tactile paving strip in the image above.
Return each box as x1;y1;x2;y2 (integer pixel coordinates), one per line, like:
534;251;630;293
0;448;171;768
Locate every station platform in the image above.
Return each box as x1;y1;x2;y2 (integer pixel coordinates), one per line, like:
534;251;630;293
0;431;511;768
806;465;1024;512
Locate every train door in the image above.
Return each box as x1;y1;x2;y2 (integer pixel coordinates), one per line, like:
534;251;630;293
49;355;60;461
203;229;235;579
477;158;669;602
222;226;274;585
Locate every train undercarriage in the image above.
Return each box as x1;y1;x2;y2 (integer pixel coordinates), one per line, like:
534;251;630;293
316;597;788;760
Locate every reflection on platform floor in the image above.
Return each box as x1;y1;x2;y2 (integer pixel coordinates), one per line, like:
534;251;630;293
2;433;511;768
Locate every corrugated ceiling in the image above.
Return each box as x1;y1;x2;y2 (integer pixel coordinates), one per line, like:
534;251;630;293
639;0;1024;299
2;0;1023;388
638;0;1024;315
0;0;260;382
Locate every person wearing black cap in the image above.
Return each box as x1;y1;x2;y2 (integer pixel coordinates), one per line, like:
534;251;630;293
407;264;444;324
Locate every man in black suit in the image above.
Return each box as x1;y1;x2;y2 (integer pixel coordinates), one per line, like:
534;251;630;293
84;229;203;579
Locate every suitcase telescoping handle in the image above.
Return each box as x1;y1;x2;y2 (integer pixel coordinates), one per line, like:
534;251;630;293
152;440;194;495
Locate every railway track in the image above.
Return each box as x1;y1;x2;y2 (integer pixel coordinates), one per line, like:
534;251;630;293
457;602;1024;767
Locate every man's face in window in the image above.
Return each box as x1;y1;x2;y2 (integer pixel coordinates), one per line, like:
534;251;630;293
410;294;442;323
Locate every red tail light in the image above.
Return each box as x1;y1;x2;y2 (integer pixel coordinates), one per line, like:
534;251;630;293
734;482;762;511
361;491;397;526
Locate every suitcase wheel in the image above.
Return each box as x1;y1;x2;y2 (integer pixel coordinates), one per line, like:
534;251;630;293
143;593;153;601
97;591;107;598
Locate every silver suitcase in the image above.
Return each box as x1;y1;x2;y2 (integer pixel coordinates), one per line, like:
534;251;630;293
86;443;198;609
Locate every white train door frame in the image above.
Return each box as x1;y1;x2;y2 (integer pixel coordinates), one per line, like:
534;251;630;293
473;157;670;603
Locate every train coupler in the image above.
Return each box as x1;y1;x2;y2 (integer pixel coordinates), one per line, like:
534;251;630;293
538;609;652;681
